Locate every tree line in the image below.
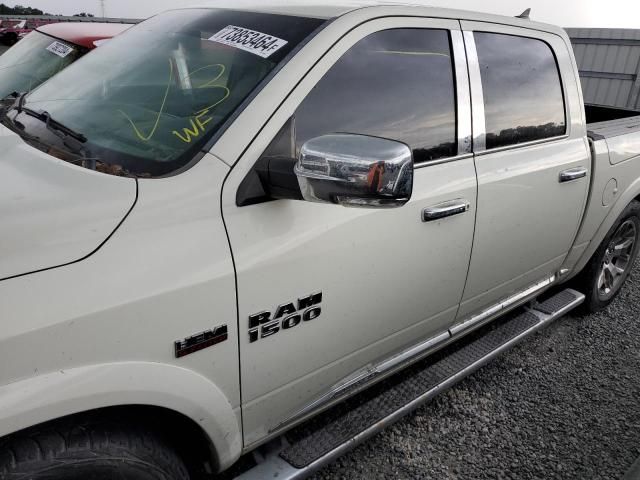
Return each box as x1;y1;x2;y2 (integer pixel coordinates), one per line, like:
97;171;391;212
0;3;94;16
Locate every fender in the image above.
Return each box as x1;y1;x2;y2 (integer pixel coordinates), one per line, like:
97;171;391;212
0;361;242;471
568;174;640;279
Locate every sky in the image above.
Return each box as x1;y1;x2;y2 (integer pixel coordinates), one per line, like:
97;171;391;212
6;0;640;28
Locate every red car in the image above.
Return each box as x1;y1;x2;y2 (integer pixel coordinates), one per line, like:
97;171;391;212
0;19;56;45
0;22;131;99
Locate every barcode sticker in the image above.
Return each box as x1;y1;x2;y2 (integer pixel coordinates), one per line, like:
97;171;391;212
209;25;288;59
46;41;74;58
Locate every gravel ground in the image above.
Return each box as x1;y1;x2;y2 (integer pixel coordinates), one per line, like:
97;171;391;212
310;263;640;480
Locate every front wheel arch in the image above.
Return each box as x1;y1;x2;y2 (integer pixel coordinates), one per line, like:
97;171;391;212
0;362;242;472
0;405;215;479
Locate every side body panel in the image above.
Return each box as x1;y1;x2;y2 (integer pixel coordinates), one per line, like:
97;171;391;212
221;17;477;447
456;22;591;319
0;155;242;470
563;136;640;278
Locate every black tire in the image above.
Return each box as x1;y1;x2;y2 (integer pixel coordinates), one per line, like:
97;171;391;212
575;200;640;313
3;33;17;46
0;416;190;480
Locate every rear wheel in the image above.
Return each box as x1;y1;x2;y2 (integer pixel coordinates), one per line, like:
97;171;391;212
0;416;190;480
576;200;640;312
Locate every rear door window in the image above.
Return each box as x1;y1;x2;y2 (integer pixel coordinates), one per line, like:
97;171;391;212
474;32;566;150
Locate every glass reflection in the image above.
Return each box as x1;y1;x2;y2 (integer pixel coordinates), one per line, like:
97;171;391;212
474;32;566;150
295;29;457;164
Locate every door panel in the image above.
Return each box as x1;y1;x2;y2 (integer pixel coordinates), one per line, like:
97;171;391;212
229;161;477;444
457;23;590;320
458;138;590;318
221;18;476;447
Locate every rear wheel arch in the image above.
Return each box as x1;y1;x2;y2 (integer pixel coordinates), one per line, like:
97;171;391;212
569;180;640;281
572;199;640;312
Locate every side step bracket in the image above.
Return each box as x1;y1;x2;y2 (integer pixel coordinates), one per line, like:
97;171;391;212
234;289;584;480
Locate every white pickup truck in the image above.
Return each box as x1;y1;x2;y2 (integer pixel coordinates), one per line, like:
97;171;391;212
1;2;640;479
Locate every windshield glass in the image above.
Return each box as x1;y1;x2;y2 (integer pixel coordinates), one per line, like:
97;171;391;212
0;31;81;99
18;9;325;177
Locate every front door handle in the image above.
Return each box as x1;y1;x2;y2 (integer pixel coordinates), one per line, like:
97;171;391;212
559;167;588;183
422;199;470;222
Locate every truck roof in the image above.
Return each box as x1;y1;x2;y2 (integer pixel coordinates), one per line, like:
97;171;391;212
37;22;132;49
186;0;565;37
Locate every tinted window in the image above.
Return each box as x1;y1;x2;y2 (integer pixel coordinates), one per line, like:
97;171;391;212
295;29;457;164
474;32;566;150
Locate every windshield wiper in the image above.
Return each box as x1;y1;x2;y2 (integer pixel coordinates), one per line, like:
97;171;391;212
2;94;98;170
0;91;21;118
21;106;87;145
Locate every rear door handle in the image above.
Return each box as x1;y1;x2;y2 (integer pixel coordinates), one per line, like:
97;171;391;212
559;167;588;183
422;199;470;222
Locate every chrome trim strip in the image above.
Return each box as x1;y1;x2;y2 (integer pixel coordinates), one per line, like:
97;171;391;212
375;331;450;373
234;291;584;480
451;30;472;155
273;329;451;432
274;275;555;434
463;31;486;152
450;275;555;336
414;153;473;169
474;134;570;157
276;369;375;429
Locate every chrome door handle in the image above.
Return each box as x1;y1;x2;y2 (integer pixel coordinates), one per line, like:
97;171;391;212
559;167;588;183
422;199;470;222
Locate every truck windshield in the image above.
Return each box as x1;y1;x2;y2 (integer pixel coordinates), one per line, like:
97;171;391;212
0;31;82;99
15;9;325;177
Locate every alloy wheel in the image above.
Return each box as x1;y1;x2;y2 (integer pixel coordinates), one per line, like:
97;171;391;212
597;219;637;300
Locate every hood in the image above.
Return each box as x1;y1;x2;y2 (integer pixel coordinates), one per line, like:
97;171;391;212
0;126;137;281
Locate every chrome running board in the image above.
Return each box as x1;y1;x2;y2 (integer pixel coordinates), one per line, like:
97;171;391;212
275;275;555;433
234;288;584;480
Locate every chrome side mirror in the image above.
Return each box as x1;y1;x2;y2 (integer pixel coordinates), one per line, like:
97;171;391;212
294;134;413;208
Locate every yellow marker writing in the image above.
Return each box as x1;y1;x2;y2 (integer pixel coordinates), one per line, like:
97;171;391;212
119;59;173;142
173;120;201;143
173;110;214;144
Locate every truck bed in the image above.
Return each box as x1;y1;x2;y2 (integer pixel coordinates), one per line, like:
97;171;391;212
586;104;640;166
586;104;640;141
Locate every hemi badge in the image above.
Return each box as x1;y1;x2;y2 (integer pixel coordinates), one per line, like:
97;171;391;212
175;325;228;358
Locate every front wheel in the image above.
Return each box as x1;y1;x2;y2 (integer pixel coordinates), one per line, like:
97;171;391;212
576;200;640;313
0;417;191;480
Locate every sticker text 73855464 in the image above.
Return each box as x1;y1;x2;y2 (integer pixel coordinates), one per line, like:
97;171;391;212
46;41;74;58
209;25;288;59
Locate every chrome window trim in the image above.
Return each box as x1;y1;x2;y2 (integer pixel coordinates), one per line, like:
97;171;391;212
462;30;486;152
451;30;472;155
473;134;570;157
414;152;474;169
464;28;570;156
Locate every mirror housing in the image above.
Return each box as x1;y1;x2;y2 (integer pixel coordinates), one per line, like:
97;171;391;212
295;134;413;208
